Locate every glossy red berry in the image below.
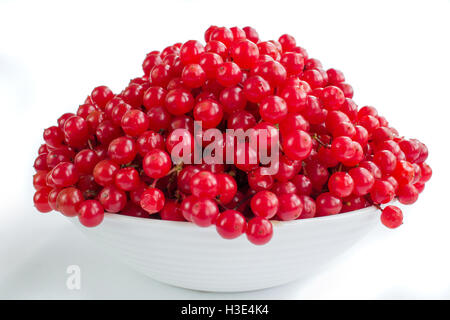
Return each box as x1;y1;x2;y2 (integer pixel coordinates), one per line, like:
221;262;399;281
142;149;172;179
180;40;205;65
140;187;165;214
250;190;279;219
216;210;247;239
216;62;243;87
315;192;342;216
259;96;288;124
248;167;274;191
78;200;104;227
215;173;237;204
193;99;224;129
370;180;395;204
246;217;273;245
381;205;403;229
143;86;167;110
43;126;64;148
56;187;84;217
328;172;354;198
397;184;419;205
107;136;137;165
349;167;375;196
321;86;345;110
230;39;259;69
209;27;234;47
190;171;219;199
33;188;52;213
121;109;149;137
181;64;206;88
243;75;271;103
93;159;119;186
114;167;140;191
99;185;127;213
198;52;223;79
189;198;219;227
219;86;247;113
165;88;195;116
373;150;397;175
63;116;90;148
51;162;79;188
277;193;303;221
280;52;304;76
282;130;312;161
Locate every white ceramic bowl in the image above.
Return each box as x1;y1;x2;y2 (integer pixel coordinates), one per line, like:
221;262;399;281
72;206;379;292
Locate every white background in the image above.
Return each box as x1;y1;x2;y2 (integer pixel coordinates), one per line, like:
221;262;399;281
1;0;449;299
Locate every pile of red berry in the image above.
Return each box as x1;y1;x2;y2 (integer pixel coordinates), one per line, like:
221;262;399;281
33;26;432;245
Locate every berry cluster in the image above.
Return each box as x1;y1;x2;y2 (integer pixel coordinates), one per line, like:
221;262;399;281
33;26;432;245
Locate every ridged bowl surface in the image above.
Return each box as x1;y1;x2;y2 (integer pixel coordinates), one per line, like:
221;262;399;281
72;206;379;292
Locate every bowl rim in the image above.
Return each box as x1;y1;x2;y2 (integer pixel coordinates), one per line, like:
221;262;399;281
101;204;381;229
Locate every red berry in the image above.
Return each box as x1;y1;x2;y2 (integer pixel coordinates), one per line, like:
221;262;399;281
250;190;279;219
142;149;172;179
397;184;419;205
64;116;90;148
230;39;260;69
328;172;354;198
349;167;375;196
143;86;167;110
56;187;84;217
165;88;195;116
107;136;137;165
280;52;304;76
215;173;238;204
193;99;224;129
373;150;397;175
198;52;223;79
246;217;273;245
78;200;104;227
216;62;243;87
180;40;205;65
219;86;247;113
181;64;207;88
243;26;259;43
243;75;271;103
189;198;219;227
51;162;79;188
277;193;303;221
99;185;127;213
43;126;64;148
282;130;312;161
298;195;316;219
370;180;395;204
33;188;52;213
321;86;345;110
259;95;288;124
140;187;165;214
393;160;415;185
248;167;274;191
381;205;403;229
190;171;219;199
93;159;119;186
209;27;234;47
316;192;342;216
216;210;247;239
114;167;140;191
74;149;100;174
121;109;149;137
419;162;432;182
